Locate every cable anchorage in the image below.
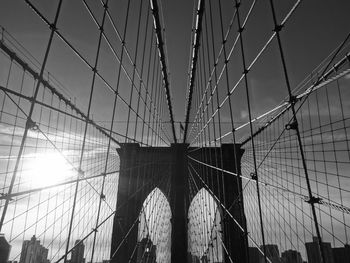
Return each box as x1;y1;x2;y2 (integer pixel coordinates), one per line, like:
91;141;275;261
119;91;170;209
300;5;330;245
285;120;298;130
25;117;38;130
250;172;257;181
305;196;322;205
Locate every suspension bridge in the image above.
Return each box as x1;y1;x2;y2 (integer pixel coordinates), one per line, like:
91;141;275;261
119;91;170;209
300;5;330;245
0;0;349;262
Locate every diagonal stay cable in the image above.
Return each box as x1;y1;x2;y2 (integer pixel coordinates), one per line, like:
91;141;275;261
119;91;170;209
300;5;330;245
189;0;303;146
187;161;272;263
53;163;170;263
24;0;170;146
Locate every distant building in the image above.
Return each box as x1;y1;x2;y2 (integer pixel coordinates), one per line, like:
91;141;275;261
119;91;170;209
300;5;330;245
332;244;350;263
0;234;11;263
190;255;200;263
248;247;262;263
19;235;49;263
192;255;200;263
71;240;85;263
281;249;303;263
305;236;334;263
136;237;156;263
260;244;280;263
201;255;208;263
186;253;201;263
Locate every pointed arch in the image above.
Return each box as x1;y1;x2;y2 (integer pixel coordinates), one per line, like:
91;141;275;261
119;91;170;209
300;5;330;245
138;187;172;263
188;188;223;262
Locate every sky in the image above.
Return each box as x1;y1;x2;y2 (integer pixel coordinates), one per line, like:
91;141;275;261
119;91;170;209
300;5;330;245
0;0;348;125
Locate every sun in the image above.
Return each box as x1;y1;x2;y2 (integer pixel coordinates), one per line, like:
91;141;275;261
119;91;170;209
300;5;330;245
26;151;76;187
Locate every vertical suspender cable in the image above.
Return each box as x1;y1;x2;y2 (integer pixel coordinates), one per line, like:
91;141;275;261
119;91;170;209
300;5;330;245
234;0;268;261
267;1;326;262
0;0;64;231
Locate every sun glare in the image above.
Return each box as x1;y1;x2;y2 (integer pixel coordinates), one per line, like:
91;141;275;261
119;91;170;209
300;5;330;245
26;151;76;187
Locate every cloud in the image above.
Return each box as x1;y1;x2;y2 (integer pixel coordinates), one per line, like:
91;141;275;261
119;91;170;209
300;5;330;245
240;110;248;120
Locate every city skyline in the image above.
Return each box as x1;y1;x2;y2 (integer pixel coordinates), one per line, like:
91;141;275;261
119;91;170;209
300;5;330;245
2;232;349;262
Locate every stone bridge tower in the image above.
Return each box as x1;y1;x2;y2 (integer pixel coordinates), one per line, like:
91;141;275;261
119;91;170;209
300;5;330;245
110;143;248;263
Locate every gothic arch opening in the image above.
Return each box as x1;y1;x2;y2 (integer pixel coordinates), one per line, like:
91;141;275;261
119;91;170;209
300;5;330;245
188;188;223;262
138;188;172;263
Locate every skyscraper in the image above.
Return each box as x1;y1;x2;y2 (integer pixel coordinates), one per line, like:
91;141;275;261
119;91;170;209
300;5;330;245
332;244;350;263
136;237;156;263
281;249;303;263
200;254;208;263
260;244;280;263
248;247;262;263
19;235;49;263
0;234;11;263
305;236;334;263
71;240;85;263
190;254;200;263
